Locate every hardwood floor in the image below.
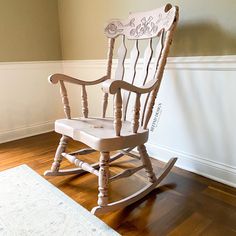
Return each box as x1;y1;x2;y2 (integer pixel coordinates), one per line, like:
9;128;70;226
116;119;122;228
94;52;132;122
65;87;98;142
0;132;235;236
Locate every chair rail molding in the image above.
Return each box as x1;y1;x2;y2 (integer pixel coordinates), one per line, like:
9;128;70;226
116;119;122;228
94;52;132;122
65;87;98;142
62;55;236;71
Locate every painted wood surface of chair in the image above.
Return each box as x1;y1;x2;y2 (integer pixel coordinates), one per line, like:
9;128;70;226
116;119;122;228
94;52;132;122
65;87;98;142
44;4;179;215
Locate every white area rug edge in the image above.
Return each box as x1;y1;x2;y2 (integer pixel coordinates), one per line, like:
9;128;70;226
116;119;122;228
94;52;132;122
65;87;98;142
0;164;120;236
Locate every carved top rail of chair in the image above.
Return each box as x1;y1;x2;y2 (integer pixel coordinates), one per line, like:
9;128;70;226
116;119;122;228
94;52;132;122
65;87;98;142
104;4;177;39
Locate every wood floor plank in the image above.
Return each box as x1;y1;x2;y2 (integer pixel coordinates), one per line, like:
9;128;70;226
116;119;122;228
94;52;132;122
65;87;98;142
201;221;236;236
203;186;236;207
167;212;212;236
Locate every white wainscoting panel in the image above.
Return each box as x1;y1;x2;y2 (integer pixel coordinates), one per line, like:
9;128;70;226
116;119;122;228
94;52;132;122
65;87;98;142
1;57;235;187
0;61;64;143
62;56;236;187
148;56;236;187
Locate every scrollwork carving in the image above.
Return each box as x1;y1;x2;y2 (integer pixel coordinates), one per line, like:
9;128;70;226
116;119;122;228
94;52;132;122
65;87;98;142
130;16;158;37
104;4;177;39
105;18;135;36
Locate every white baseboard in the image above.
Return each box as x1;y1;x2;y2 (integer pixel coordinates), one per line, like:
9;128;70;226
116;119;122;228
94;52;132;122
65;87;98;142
0;121;54;144
146;143;236;188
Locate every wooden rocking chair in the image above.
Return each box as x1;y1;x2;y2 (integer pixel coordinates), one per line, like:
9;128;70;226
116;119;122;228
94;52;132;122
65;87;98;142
44;4;179;215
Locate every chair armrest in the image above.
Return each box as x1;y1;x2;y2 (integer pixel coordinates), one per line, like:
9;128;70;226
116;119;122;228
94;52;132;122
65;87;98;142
102;78;157;94
49;73;108;86
49;74;107;119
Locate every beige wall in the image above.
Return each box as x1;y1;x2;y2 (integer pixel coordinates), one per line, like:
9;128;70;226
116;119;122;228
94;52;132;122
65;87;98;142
58;0;236;59
0;0;61;62
2;1;235;61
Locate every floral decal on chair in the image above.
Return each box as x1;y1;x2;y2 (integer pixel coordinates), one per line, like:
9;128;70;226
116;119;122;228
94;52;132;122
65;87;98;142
105;18;135;36
130;16;158;37
105;23;123;36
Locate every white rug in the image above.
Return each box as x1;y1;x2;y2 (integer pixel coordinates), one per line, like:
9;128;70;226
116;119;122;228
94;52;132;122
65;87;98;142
0;165;120;236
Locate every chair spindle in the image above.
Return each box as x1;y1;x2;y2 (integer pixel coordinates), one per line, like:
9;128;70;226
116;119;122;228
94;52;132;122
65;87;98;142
81;85;88;118
123;40;140;121
141;38;153;86
114;89;122;136
102;38;115;118
140;38;154;126
98;152;110;206
142;31;164;127
115;35;127;81
132;93;141;133
59;81;71;119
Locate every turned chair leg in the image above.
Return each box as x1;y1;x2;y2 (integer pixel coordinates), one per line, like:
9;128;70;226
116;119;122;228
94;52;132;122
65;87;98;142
138;144;157;183
51;135;69;172
98;152;110;206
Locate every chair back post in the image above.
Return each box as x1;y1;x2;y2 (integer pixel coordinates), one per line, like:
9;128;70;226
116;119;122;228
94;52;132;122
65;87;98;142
143;17;178;129
81;85;89;118
114;88;122;136
132;93;141;133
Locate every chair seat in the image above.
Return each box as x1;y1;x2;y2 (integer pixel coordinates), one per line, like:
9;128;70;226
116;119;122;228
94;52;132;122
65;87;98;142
55;117;149;151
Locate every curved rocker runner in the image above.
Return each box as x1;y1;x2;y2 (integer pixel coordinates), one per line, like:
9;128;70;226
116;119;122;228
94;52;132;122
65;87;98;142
44;4;179;215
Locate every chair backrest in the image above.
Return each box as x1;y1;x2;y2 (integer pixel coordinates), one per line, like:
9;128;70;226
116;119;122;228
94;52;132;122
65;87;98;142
102;4;179;130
